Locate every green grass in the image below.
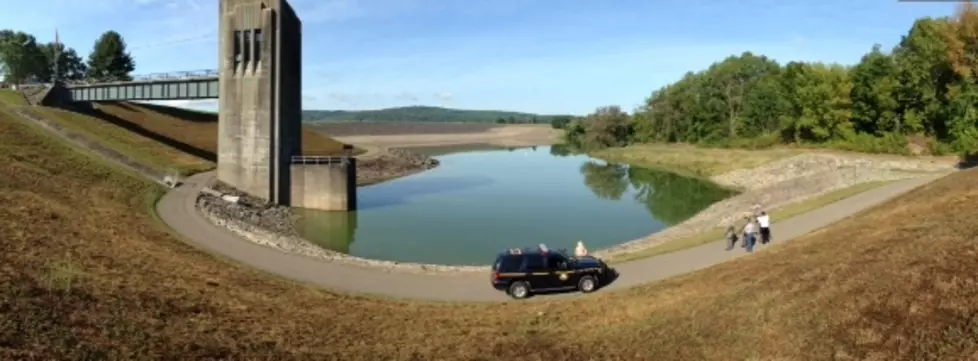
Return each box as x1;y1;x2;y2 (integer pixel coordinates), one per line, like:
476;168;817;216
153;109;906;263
0;90;28;106
20;106;214;176
608;179;898;263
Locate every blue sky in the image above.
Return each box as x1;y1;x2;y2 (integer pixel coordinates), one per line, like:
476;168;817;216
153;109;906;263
0;0;961;115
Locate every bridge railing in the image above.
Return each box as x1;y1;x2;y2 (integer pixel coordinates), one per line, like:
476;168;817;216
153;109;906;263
290;155;354;165
63;69;219;86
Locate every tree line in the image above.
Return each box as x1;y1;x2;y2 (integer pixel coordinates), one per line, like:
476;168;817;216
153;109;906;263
0;29;135;86
567;4;978;155
303;106;574;124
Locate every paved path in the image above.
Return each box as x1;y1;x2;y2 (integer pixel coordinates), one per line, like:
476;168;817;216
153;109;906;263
157;171;949;302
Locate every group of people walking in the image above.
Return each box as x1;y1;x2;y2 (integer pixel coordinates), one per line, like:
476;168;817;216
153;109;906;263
724;209;772;252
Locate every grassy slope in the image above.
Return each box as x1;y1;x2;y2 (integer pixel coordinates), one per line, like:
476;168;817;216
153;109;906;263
0;92;358;177
2;95;978;359
93;102;358;156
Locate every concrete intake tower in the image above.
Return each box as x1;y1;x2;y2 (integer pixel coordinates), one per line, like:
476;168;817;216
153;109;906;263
218;0;355;211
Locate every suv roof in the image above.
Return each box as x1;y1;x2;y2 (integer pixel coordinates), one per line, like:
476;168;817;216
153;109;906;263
496;244;562;258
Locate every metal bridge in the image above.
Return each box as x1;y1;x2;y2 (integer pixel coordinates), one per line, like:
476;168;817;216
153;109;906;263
65;69;219;102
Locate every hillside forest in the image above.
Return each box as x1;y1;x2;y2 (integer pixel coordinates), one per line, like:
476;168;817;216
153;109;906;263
565;4;978;155
303;106;571;124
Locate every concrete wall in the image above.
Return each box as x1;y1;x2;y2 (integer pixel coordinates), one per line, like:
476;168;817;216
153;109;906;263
218;0;302;204
290;159;357;211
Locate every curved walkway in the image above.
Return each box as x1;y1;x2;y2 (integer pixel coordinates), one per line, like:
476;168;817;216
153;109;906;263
157;170;949;302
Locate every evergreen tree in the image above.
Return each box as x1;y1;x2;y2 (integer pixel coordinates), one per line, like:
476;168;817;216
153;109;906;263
86;30;135;82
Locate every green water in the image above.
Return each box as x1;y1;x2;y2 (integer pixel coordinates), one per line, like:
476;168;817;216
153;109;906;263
294;145;736;266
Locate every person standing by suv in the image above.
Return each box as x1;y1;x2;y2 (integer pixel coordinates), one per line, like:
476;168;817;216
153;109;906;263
757;211;771;244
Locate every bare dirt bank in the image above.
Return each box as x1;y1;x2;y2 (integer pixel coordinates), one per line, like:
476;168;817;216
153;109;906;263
329;124;563;149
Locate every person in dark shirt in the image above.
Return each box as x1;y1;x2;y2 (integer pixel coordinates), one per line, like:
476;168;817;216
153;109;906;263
724;225;739;251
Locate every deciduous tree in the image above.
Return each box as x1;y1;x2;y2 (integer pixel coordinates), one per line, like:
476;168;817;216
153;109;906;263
0;30;45;86
38;43;87;82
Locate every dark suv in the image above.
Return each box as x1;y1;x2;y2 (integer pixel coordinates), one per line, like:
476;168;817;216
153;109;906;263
490;244;617;299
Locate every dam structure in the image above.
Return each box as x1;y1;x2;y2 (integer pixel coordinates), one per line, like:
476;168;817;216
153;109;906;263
53;0;356;211
217;0;355;211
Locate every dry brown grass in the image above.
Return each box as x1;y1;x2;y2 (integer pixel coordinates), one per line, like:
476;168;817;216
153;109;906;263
2;102;978;360
596;143;803;177
20;106;214;176
92;102;358;156
0;97;360;176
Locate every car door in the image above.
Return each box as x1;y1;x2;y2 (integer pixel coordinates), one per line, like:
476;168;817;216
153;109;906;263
546;254;575;289
523;254;552;290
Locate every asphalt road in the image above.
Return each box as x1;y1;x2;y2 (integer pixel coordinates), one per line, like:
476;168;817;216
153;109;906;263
157;171;948;302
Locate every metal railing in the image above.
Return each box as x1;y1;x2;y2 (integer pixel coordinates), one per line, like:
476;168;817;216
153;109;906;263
290;155;353;165
132;69;218;81
63;69;219;86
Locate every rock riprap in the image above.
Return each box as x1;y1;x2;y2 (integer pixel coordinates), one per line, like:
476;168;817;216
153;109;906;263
356;148;439;184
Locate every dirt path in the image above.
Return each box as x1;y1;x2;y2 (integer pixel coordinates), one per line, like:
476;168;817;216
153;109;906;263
156;170;950;302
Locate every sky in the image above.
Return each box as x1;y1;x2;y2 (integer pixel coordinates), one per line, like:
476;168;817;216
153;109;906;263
0;0;962;115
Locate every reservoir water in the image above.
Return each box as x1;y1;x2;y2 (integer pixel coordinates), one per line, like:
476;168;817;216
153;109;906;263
295;145;735;265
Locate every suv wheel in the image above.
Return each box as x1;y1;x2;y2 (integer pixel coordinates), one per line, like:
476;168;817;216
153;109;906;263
578;275;598;293
508;281;530;300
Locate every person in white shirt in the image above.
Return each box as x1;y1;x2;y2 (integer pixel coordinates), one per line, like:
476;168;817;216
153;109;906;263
757;211;771;244
574;241;589;257
743;216;758;252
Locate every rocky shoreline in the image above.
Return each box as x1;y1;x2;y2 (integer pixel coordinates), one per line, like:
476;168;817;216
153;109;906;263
194;151;957;273
357;148;439;185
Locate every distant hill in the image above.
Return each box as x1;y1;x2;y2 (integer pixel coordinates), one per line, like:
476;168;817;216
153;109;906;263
302;106;570;124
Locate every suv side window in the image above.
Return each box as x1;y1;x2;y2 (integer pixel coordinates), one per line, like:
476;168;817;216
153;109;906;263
524;254;547;272
547;254;567;269
498;255;523;272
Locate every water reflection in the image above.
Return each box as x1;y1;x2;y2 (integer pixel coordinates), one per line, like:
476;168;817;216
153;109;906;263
294;209;359;254
293;145;737;264
580;161;629;200
579;161;737;225
357;175;495;210
550;143;572;157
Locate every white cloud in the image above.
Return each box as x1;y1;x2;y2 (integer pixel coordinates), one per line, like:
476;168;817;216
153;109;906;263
395;92;418;102
435;92;454;101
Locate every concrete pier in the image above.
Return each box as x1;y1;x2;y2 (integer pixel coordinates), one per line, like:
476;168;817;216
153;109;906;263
290;156;357;211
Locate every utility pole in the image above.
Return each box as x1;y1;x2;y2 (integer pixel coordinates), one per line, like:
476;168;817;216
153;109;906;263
52;28;61;85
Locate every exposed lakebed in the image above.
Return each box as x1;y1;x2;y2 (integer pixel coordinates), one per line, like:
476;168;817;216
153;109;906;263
294;145;735;266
